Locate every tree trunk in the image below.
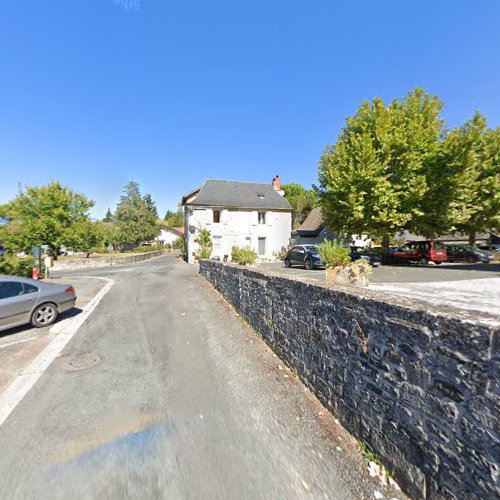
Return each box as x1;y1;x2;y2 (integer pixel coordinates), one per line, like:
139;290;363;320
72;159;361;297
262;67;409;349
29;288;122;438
468;232;476;246
381;234;390;250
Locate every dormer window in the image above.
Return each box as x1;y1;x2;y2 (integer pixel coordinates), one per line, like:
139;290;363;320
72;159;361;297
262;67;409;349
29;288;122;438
213;210;221;223
257;193;265;199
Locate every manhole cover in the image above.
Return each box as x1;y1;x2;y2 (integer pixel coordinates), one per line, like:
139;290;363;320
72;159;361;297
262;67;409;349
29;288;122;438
64;353;101;371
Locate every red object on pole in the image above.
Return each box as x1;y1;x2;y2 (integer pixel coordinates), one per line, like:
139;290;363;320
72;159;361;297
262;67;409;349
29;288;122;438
32;268;40;280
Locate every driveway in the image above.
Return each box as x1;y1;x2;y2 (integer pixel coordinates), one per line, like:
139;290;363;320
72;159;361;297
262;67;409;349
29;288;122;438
0;254;405;499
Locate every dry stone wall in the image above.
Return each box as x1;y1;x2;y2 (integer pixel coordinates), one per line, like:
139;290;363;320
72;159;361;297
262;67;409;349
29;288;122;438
199;260;499;500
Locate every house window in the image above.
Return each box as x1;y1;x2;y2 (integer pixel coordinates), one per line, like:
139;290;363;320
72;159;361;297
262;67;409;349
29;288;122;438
258;212;266;224
213;210;221;223
245;237;251;249
258;237;266;256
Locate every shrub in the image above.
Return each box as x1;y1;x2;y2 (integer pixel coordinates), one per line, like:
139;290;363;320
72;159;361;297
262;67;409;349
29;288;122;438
317;239;351;267
194;228;212;260
231;246;258;265
136;245;164;253
0;255;33;277
273;246;288;261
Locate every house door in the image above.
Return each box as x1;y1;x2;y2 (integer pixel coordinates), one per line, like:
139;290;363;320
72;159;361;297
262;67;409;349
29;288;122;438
258;237;266;256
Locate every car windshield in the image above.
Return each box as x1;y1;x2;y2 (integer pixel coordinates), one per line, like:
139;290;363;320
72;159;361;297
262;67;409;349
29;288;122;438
434;241;445;250
303;245;319;253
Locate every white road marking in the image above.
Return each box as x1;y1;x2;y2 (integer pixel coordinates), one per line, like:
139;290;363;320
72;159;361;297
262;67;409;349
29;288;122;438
0;277;114;428
0;337;38;350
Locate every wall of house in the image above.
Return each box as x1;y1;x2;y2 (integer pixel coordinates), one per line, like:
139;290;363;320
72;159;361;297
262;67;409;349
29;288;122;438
199;260;499;500
185;207;291;263
155;229;179;246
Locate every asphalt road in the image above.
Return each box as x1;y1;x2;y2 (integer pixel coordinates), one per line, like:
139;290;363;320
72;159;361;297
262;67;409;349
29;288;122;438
0;255;404;499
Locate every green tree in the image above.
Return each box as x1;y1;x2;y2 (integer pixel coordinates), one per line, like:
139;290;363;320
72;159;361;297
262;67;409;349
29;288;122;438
0;181;95;258
103;208;114;222
164;210;175;221
194;228;212;260
115;181;160;245
65;220;103;258
282;183;317;228
318;88;445;247
165;209;184;227
431;113;500;244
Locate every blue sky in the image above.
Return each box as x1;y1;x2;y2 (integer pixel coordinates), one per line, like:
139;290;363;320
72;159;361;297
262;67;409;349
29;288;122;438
0;0;499;219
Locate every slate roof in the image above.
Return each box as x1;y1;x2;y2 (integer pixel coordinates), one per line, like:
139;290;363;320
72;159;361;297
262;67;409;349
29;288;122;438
297;207;325;235
183;179;293;211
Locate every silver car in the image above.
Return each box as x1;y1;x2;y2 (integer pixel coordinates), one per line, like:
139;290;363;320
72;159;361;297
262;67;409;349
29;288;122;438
0;276;77;332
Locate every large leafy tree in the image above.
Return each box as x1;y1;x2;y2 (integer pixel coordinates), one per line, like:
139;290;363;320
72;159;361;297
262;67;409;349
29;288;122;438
431;113;499;243
115;181;160;244
0;181;95;257
282;183;317;228
317;88;445;246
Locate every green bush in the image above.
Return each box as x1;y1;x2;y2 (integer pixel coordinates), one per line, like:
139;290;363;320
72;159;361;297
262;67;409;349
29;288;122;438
0;255;33;277
135;245;164;253
194;229;213;261
231;246;258;265
317;239;351;267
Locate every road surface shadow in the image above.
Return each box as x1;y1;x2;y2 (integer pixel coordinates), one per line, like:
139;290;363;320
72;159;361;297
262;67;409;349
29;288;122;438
0;307;83;340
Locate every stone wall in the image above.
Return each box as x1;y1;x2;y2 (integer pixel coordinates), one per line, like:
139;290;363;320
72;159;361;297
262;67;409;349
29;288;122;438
199;260;499;499
52;250;168;271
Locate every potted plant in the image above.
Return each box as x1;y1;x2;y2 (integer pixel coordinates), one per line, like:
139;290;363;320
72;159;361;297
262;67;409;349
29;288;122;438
316;239;351;282
348;258;373;286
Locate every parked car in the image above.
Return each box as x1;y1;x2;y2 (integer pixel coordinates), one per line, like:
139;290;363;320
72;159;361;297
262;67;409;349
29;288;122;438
0;276;77;332
284;245;324;270
349;247;381;267
445;244;493;263
477;244;500;253
392;240;447;265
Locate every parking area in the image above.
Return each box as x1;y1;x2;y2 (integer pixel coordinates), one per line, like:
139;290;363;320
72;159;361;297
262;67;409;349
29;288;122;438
0;276;105;394
259;261;500;318
260;261;500;284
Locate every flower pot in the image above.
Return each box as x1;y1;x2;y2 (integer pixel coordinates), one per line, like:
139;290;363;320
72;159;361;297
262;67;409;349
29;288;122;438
326;266;340;282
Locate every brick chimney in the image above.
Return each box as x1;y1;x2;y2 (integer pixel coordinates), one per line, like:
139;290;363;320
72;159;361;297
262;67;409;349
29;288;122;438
272;175;281;191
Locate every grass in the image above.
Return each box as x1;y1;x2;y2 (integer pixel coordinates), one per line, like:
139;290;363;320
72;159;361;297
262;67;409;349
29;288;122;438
358;441;380;464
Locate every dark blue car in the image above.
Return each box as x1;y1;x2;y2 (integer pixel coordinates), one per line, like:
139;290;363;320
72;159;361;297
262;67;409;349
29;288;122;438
284;245;324;270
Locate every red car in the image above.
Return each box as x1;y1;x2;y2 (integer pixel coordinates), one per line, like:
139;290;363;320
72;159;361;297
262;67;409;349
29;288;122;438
393;240;447;265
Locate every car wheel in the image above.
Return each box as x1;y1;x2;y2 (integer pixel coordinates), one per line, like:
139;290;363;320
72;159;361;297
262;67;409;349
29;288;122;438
434;261;442;265
284;258;291;268
31;303;58;328
419;258;428;265
305;259;314;270
466;256;475;263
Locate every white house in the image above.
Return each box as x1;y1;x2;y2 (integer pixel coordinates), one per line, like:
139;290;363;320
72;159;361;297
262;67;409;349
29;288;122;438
181;177;293;264
155;226;184;246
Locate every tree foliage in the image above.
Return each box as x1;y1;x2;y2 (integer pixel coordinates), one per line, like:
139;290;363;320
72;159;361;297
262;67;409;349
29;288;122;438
194;228;212;260
0;181;95;257
103;208;114;222
282;183;317;228
318;88;445;246
430;112;499;242
114;181;160;244
165;209;184;227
